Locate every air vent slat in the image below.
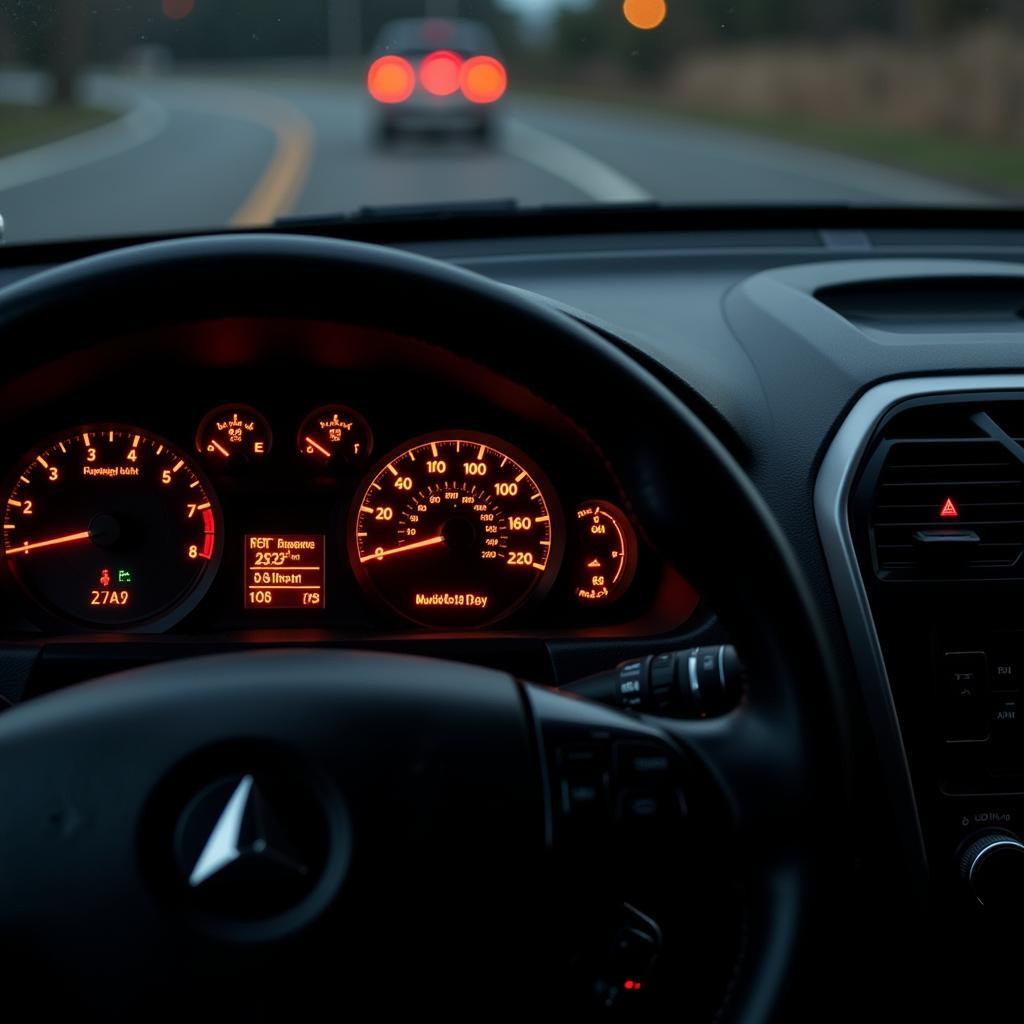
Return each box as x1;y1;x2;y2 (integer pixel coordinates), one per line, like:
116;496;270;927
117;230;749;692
866;403;1024;581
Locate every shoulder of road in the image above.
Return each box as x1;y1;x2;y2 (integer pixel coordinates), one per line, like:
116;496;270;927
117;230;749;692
0;101;117;159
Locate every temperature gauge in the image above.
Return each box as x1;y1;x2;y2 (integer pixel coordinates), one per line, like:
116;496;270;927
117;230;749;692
196;404;272;465
572;500;637;605
297;405;373;467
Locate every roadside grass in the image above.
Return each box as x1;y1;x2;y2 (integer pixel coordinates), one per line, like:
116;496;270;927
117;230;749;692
679;108;1024;197
518;76;1024;198
0;103;117;158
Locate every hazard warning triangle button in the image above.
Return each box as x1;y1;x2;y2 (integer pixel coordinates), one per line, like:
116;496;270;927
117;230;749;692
940;497;959;518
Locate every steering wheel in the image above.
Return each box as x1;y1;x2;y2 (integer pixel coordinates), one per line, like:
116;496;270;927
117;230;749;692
0;235;848;1019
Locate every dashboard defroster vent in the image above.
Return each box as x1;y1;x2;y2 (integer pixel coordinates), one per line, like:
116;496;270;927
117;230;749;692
863;401;1024;582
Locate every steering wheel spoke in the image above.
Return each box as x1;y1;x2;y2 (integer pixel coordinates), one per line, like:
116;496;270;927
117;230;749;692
659;702;810;844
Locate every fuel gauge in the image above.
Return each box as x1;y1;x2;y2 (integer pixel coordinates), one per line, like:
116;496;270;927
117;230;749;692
297;405;373;468
196;404;272;465
572;500;637;605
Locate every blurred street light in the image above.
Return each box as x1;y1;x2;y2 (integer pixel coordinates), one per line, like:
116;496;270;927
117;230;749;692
623;0;666;31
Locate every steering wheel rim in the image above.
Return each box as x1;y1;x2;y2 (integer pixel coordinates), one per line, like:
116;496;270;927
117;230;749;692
0;233;850;1019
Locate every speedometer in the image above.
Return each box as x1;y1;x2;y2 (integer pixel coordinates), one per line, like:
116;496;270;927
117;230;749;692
350;433;562;627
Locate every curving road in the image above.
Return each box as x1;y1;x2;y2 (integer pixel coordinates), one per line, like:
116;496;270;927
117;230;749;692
0;70;994;246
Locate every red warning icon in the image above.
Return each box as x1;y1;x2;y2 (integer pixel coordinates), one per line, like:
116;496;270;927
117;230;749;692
940;497;959;519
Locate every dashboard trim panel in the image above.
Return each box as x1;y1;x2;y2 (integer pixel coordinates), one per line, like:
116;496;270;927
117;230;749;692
811;375;1024;900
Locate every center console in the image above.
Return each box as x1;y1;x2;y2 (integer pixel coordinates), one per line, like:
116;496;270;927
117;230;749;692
819;380;1024;956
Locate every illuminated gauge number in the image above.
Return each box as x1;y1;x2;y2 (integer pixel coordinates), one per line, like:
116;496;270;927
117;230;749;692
297;404;373;467
196;404;272;464
3;427;222;628
571;500;637;605
350;434;562;627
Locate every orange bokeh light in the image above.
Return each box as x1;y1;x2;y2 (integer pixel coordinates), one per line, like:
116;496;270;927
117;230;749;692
162;0;195;21
367;55;416;104
419;50;463;97
460;56;508;104
623;0;667;30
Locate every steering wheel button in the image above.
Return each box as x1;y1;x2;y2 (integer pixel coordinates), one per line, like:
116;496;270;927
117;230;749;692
561;777;606;819
623;791;661;819
617;786;684;825
559;743;603;773
616;743;672;783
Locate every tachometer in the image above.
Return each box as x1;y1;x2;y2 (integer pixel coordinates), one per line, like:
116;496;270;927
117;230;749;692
350;433;561;627
3;427;222;629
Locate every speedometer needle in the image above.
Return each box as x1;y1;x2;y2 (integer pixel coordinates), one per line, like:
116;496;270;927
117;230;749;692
360;535;444;563
7;529;91;555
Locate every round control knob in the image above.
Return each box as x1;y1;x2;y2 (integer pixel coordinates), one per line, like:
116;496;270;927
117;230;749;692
959;832;1024;908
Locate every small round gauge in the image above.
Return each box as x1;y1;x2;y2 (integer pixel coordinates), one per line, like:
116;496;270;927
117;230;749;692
297;405;372;467
3;427;222;629
350;432;562;627
196;404;272;464
571;500;637;605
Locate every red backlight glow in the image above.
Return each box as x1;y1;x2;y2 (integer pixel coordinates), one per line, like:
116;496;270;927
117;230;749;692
460;56;508;104
367;55;416;104
940;497;959;518
420;50;463;97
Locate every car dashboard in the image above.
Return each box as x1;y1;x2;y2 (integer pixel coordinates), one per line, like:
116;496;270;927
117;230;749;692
8;207;1024;1012
0;306;702;700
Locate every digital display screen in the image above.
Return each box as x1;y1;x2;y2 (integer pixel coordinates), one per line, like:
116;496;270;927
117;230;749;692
244;535;325;609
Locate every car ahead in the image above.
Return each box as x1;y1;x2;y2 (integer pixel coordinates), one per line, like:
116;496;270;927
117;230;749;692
366;17;508;144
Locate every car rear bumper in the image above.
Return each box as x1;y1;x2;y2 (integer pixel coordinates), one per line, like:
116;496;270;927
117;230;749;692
377;101;497;135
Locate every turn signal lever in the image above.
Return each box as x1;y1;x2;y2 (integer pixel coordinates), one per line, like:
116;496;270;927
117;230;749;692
560;646;743;718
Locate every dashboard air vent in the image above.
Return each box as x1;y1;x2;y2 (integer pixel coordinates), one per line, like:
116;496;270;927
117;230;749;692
866;401;1024;581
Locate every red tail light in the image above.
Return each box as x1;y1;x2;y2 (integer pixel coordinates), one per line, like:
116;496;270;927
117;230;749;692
460;56;508;104
419;50;463;97
367;55;416;104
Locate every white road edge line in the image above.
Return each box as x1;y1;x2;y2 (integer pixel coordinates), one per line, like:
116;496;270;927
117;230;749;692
502;118;652;204
0;95;168;194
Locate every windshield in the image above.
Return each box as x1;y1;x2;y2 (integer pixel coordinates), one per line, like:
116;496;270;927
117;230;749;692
0;1;1010;245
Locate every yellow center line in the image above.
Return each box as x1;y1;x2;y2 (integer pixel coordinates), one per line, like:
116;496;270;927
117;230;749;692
230;94;315;227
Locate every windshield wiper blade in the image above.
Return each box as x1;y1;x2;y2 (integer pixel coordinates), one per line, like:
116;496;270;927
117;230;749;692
276;198;519;228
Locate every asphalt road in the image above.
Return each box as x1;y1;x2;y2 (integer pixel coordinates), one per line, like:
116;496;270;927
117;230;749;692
0;70;994;246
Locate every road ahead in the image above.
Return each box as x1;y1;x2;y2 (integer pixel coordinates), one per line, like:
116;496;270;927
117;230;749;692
0;70;993;246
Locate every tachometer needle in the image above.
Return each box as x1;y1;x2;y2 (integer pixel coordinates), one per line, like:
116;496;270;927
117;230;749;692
7;530;91;555
360;535;444;563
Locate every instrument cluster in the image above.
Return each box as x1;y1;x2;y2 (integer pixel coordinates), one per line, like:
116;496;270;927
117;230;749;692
0;386;688;636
